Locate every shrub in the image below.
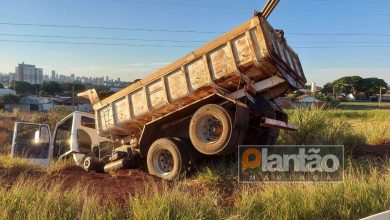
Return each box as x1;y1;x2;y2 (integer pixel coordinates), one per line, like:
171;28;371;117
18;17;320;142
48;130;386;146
278;108;366;151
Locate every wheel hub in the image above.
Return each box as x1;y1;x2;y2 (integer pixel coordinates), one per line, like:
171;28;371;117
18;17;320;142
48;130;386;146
153;149;174;175
197;115;223;143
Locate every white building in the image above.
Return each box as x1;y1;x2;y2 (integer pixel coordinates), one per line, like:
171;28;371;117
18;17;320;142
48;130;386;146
297;95;322;103
0;88;16;97
5;95;53;112
15;63;44;84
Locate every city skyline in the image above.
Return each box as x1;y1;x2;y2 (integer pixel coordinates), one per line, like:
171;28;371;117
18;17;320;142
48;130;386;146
0;62;126;87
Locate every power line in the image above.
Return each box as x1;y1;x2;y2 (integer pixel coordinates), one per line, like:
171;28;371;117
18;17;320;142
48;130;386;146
288;9;390;17
1;39;390;49
288;32;390;37
306;0;381;5
3;32;390;44
0;22;222;34
295;45;390;48
0;33;208;43
0;39;192;48
105;0;251;10
2;21;390;38
291;41;390;44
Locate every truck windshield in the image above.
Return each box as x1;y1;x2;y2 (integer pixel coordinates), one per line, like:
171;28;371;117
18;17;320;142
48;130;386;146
14;124;50;159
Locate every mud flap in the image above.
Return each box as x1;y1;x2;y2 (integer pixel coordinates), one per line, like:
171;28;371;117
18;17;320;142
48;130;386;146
223;101;250;155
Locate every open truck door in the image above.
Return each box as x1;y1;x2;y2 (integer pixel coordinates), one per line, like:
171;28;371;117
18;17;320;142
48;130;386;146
11;122;52;165
11;111;103;167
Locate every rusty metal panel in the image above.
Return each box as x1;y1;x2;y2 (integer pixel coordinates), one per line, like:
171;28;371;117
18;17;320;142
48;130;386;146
131;89;148;117
208;44;236;80
270;35;285;63
292;55;303;78
147;79;166;109
166;69;188;100
113;97;131;124
231;34;252;66
249;28;264;61
261;117;298;130
186;58;211;91
98;105;114;131
90;15;306;137
285;50;294;70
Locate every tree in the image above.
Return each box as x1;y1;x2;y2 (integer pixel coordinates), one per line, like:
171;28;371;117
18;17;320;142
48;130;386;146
0;83;4;89
333;76;363;95
359;78;388;96
14;81;37;95
61;83;86;95
1;94;20;104
321;82;334;95
40;81;63;95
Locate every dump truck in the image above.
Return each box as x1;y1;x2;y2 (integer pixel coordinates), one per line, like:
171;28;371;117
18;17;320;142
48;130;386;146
11;0;307;180
76;0;306;180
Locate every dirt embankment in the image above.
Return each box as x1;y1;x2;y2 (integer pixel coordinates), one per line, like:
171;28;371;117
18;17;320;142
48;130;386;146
0;166;160;204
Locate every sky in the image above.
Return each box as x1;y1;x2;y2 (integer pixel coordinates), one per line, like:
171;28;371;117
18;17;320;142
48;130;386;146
0;0;389;86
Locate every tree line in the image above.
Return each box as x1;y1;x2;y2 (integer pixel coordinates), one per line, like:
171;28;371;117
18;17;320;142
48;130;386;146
321;76;388;97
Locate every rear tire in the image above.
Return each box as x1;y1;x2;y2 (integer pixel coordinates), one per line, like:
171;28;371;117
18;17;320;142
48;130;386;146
147;138;189;181
189;104;235;155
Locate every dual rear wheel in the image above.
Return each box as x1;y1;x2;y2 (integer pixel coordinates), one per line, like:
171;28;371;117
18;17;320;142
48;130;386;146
147;104;239;180
189;104;234;155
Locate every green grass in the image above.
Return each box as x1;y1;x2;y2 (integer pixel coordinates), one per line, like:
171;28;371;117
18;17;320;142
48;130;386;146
0;154;76;174
0;154;40;170
338;102;390;110
1;106;390;219
0;176;126;219
130;184;222;220
279;108;390;146
1;158;390;219
278;108;366;151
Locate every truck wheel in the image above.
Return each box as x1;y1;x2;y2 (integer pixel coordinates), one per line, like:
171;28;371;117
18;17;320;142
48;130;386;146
189;104;234;155
147;138;189;181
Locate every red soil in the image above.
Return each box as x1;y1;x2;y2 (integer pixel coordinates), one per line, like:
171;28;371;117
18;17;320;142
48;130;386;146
0;166;161;204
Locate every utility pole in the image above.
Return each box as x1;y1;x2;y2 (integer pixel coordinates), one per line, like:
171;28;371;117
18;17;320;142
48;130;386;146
72;84;75;111
379;86;383;109
311;82;316;107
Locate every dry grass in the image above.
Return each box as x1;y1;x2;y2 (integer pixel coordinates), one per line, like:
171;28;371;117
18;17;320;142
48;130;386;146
0;107;71;153
279;108;390;148
0;106;389;219
0;154;40;170
278;108;366;153
1;158;390;219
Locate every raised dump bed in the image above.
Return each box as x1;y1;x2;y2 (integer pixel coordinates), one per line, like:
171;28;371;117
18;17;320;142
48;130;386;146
80;14;305;139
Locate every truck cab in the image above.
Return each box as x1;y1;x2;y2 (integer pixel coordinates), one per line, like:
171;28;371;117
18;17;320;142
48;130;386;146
11;111;103;166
